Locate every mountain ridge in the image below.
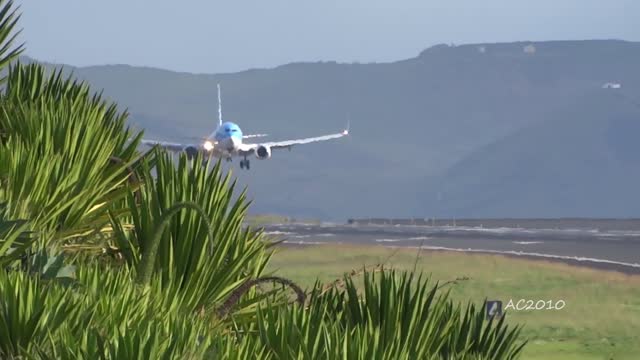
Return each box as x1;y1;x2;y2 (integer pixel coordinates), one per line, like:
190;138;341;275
23;38;638;74
17;39;640;220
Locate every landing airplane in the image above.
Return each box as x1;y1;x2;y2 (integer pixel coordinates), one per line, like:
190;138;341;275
141;84;349;170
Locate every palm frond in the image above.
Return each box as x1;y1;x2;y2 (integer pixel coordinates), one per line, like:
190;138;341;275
0;0;23;83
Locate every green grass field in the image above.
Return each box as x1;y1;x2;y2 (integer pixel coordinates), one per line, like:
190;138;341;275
267;244;640;360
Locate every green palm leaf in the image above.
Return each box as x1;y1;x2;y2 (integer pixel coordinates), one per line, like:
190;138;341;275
0;0;23;82
111;150;272;317
0;63;146;246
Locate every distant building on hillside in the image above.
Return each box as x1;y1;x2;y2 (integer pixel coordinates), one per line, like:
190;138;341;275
478;46;487;53
523;44;536;54
602;82;622;89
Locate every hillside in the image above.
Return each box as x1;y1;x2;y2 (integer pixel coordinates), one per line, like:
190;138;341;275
420;90;640;217
22;40;640;219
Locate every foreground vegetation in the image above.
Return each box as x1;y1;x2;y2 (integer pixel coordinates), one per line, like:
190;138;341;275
268;244;640;359
0;1;526;358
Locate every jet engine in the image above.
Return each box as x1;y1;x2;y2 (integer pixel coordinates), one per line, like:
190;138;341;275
184;146;199;159
255;145;271;160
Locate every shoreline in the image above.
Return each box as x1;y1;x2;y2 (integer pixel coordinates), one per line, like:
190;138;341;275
278;242;640;276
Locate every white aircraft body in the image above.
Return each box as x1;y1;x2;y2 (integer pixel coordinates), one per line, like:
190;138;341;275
141;85;349;170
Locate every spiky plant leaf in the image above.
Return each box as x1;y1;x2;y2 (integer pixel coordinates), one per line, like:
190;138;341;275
0;63;146;246
0;0;23;82
243;269;527;359
0;269;76;358
111;150;272;317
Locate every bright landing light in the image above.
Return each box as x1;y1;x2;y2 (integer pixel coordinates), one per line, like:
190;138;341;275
203;140;214;151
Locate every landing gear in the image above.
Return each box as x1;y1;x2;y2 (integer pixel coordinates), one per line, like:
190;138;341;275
225;157;232;162
239;158;250;170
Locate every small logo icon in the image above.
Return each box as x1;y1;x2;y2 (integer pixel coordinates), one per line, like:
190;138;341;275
486;300;503;319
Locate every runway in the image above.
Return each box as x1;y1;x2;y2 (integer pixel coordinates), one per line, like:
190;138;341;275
261;222;640;274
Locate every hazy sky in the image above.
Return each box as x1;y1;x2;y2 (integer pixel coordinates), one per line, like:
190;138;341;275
16;0;639;74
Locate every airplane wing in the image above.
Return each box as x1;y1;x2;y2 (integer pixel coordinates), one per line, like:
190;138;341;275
140;139;196;152
238;128;349;155
243;134;269;139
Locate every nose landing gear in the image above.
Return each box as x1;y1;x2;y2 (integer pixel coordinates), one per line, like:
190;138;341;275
239;158;250;170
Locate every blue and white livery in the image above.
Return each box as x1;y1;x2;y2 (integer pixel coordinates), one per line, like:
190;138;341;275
141;84;349;170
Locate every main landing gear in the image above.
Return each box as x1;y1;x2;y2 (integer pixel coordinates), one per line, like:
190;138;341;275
239;158;250;170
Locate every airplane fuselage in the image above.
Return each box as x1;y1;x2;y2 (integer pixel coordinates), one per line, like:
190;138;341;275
206;121;243;155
